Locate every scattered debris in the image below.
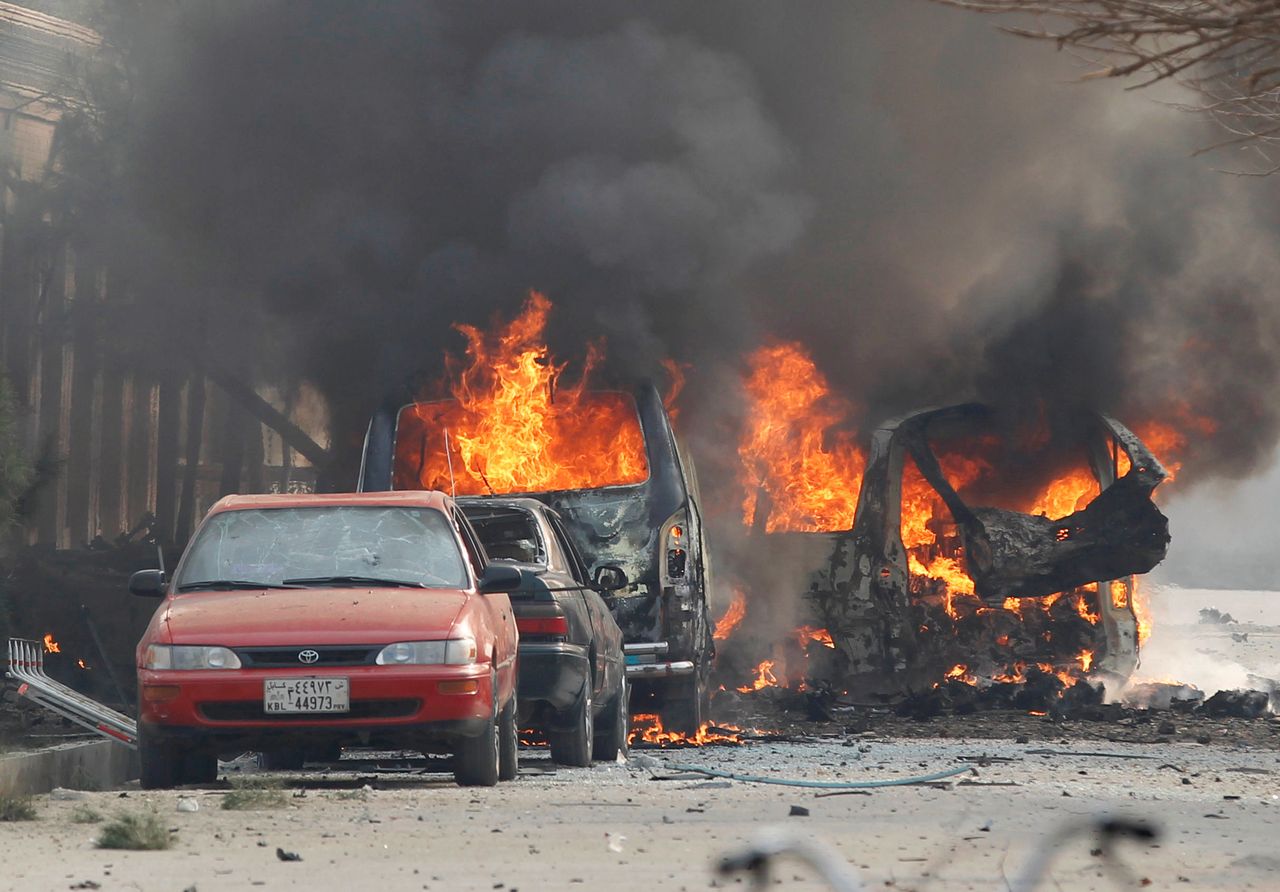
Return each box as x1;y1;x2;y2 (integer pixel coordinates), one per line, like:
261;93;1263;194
1198;608;1236;625
605;833;626;853
176;797;200;813
1201;690;1271;719
788;805;810;817
276;847;303;862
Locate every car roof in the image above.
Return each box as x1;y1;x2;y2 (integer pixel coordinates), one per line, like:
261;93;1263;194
454;496;549;514
209;490;453;514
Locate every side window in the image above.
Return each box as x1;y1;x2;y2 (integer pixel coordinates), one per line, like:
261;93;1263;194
451;509;487;578
547;514;589;586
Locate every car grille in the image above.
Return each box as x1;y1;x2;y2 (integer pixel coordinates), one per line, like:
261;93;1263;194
198;699;420;722
233;645;381;668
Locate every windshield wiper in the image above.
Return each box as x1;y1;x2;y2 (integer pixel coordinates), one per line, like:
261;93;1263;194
176;579;301;592
281;575;430;589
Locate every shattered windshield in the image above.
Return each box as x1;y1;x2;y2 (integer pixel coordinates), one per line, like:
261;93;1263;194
176;506;469;591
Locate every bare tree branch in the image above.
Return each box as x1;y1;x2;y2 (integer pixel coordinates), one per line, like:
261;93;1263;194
932;1;1280;172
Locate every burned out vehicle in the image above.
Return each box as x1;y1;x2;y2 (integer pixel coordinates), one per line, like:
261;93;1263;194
360;383;716;733
756;404;1171;696
458;497;628;765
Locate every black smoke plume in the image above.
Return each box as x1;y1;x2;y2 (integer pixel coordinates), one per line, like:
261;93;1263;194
51;1;1280;503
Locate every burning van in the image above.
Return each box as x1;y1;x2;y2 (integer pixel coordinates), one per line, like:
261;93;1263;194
744;403;1171;698
359;382;717;734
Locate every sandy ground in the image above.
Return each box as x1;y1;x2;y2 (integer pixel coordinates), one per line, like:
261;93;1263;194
2;734;1279;892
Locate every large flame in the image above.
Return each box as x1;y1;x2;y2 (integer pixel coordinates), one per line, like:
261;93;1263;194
43;634;60;654
738;343;864;533
392;292;649;495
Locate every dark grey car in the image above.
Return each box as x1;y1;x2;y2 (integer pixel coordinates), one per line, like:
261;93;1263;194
458;497;629;766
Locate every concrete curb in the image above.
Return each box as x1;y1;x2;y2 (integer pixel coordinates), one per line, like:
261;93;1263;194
0;739;138;796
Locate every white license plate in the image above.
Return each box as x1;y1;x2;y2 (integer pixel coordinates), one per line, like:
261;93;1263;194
263;677;350;714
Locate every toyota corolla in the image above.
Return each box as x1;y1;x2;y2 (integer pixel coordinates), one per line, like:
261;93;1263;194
131;491;520;788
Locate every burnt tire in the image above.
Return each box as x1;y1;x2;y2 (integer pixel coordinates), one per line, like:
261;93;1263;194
593;676;630;762
498;696;518;782
659;668;710;737
549;691;593;767
455;710;500;787
259;749;305;771
138;728;181;790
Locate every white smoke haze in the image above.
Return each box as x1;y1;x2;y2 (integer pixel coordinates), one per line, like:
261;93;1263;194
1119;585;1280;704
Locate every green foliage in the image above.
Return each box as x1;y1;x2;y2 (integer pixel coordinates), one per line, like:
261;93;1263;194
70;804;103;824
95;810;171;849
221;777;287;810
0;794;38;821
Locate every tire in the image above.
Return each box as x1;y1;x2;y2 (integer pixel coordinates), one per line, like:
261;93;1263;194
549;690;593;767
139;727;181;790
259;749;305;771
182;750;219;786
454;712;500;787
498;696;518;782
659;667;710;737
592;676;630;762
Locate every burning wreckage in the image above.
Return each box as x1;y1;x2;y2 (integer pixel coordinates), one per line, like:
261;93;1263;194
727;401;1173;711
357;296;1176;726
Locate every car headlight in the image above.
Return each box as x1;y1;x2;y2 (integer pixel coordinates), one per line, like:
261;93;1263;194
144;645;241;670
375;638;477;666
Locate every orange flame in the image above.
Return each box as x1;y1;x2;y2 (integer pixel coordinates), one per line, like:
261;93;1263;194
738;343;864;533
1078;649;1094;673
42;634;60;654
1132;577;1153;645
737;659;779;693
392;292;649;494
628;713;744;746
794;625;835;649
712;591;747;642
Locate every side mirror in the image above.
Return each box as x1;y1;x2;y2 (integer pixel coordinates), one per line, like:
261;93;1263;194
478;564;522;594
129;569;167;598
592;565;628;591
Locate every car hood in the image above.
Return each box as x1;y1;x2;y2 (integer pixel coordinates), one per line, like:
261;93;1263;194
158;587;470;647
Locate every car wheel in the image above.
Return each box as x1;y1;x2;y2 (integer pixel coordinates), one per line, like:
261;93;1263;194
259;749;305;771
139;727;182;790
182;750;219;786
659;666;710;737
498;696;518;782
549;690;593;767
592;675;630;762
455;675;501;788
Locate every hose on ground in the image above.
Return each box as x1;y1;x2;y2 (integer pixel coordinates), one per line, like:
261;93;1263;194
661;762;972;788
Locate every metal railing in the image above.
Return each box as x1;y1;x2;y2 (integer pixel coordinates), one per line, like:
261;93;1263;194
5;637;137;749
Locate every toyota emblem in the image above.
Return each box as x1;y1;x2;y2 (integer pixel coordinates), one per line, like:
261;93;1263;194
297;649;320;664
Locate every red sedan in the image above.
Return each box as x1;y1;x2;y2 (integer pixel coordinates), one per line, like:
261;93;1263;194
131;491;520;788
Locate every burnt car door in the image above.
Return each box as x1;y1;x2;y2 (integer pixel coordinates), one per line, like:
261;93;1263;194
545;509;624;704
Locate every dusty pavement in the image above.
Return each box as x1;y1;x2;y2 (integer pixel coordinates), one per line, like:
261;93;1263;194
2;734;1278;892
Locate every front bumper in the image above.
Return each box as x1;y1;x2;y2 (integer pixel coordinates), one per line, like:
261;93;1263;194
138;663;494;750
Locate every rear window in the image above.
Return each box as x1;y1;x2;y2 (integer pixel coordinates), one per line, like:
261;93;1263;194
391;391;649;495
462;505;546;565
177;506;469;590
